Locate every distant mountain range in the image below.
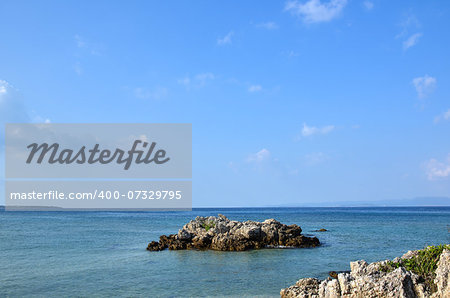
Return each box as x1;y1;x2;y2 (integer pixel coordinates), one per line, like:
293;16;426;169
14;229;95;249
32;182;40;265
1;197;449;210
269;197;450;207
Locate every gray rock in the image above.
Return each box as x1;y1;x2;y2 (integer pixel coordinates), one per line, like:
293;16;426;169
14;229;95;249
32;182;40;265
280;278;321;298
147;214;320;251
432;249;450;298
402;250;420;260
281;248;450;298
177;229;193;240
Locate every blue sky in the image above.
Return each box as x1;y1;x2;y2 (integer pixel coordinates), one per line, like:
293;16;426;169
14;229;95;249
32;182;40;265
1;0;449;207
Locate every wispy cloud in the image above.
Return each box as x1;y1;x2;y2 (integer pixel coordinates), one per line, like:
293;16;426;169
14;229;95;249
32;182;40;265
134;86;168;100
246;148;271;163
0;79;27;122
230;149;300;177
282;50;300;58
195;73;215;86
74;34;101;55
255;22;279;30
217;31;233;46
304;152;329;165
73;62;83;75
434;109;450;123
301;123;335;137
178;73;215;89
74;34;86;48
248;85;262;92
30;111;51;123
0;81;8;96
0;79;48;123
424;154;450;180
73;34;103;75
363;1;374;11
396;13;422;50
0;80;14;100
412;75;436;99
403;33;422;50
397;13;420;37
178;77;190;88
285;0;348;24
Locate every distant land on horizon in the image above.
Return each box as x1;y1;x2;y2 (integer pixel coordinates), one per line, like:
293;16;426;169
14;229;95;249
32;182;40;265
265;197;450;208
1;197;449;210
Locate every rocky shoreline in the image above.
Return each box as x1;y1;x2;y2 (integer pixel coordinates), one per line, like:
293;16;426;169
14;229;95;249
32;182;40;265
147;214;320;251
281;245;450;298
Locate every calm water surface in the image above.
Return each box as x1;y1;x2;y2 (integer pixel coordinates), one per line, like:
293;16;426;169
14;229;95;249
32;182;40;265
1;207;449;297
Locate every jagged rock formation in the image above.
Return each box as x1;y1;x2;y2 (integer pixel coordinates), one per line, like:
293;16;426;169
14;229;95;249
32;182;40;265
147;214;320;251
280;247;450;298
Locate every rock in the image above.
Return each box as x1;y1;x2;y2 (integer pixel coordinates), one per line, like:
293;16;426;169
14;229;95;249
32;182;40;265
146;241;163;251
318;278;341;297
349;260;369;276
432;249;450;297
147;214;320;252
240;223;262;241
402;250;420;260
177;229;193;241
281;248;450;298
280;278;321;298
328;271;338;279
191;234;213;248
314;229;328;232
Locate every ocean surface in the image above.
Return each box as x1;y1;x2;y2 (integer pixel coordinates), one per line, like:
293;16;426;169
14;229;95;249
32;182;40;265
0;207;449;297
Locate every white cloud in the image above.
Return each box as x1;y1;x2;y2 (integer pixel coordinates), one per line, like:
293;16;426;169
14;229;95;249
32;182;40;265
73;62;83;75
134;86;168;100
304;152;329;165
177;77;190;88
248;85;262;92
403;33;422;50
363;1;374;10
72;34;102;75
74;34;101;55
412;75;436;99
443;110;450;120
0;84;7;96
246;149;270;163
30;111;51;123
256;22;279;30
0;80;13;103
74;34;86;48
396;13;422;50
282;50;300;58
217;31;234;46
0;80;42;123
0;80;27;122
285;0;348;23
178;73;215;89
301;123;335;137
424;154;450;180
397;13;420;39
434;109;450;123
195;73;215;86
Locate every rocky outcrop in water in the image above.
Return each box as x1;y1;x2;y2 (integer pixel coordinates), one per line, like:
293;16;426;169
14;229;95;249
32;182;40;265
280;247;450;298
147;214;320;251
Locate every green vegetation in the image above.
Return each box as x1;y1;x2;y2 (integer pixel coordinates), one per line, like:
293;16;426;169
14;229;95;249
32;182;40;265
379;244;449;292
201;221;215;231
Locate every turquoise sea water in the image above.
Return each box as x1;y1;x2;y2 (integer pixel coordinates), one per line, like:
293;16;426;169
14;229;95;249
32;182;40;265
0;207;449;297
